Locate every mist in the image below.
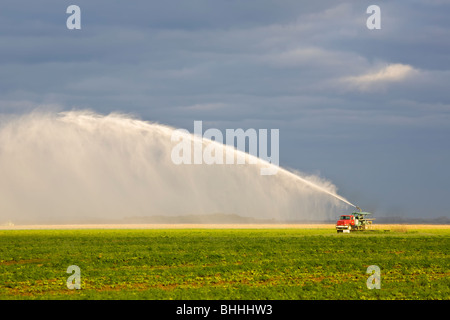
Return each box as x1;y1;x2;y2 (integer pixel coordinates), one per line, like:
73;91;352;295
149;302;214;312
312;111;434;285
0;110;352;225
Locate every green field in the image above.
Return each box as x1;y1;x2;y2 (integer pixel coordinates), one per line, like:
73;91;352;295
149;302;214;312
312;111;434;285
0;227;449;300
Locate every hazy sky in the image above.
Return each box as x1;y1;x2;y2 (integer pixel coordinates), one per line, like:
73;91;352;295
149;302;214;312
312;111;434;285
1;1;449;218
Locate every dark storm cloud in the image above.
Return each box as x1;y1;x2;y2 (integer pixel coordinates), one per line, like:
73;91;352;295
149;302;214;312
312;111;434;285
0;1;449;217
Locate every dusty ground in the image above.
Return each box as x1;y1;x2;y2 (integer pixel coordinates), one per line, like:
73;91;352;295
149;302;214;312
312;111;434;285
0;223;334;230
0;223;448;230
371;224;450;230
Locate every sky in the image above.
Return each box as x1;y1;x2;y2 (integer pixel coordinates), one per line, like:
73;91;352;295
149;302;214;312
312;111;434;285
1;0;449;219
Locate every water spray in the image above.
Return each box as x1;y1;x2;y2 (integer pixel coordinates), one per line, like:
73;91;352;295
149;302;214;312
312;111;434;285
0;110;356;224
278;168;358;209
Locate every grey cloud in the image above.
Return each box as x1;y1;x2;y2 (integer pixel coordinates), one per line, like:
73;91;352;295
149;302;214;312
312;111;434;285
0;1;449;218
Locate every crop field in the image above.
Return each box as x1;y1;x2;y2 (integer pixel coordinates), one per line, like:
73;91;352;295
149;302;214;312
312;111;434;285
0;226;449;300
